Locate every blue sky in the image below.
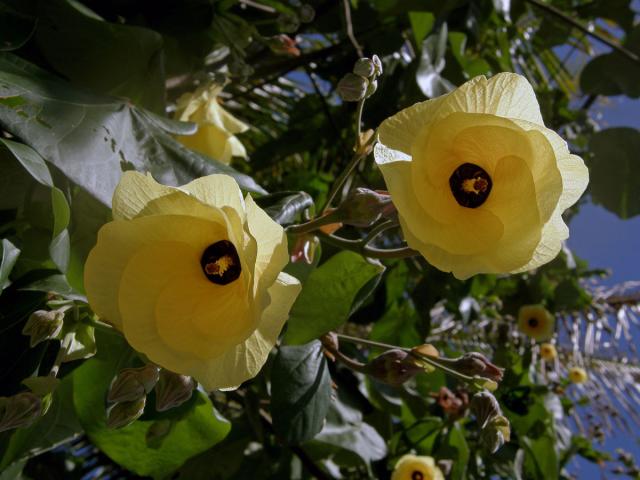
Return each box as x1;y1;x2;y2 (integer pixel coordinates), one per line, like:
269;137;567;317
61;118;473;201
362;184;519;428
568;96;640;286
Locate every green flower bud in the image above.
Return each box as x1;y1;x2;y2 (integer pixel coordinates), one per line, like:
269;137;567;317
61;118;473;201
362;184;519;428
277;13;300;34
364;349;424;386
365;79;378;98
372;54;383;76
107;397;146;429
470;391;501;429
0;392;42;433
298;4;315;23
337;73;369;102
450;352;504;382
22;310;64;347
353;58;375;78
155;370;196;412
107;365;159;404
480;414;511;453
334;188;395;228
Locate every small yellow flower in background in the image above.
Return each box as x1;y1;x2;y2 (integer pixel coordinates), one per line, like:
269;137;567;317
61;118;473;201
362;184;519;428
174;84;249;165
391;454;444;480
518;304;555;341
84;172;301;391
374;73;588;279
540;343;558;361
568;367;588;384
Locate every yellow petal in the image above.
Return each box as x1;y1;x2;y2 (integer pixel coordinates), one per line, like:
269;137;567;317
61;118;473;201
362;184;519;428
192;272;301;391
179;174;246;217
119;241;254;361
244;195;289;295
177;123;235;164
378;73;543;155
85;214;226;330
112;172;176;220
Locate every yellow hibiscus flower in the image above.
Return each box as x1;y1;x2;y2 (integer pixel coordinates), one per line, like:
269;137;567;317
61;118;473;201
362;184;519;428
174;84;249;165
568;367;588;384
374;73;588;279
517;304;555;341
391;454;444;480
84;172;301;391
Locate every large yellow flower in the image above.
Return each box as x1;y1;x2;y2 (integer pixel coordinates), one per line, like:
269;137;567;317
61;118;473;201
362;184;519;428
174;84;249;165
84;172;301;391
391;454;444;480
374;73;588;279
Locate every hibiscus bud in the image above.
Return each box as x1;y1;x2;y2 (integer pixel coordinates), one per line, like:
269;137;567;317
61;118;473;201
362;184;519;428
470;391;501;429
365;349;424;386
353;58;375;78
337;73;369;102
107;397;146;429
334;188;395;228
0;392;42;433
298;4;315;23
155;370;196;412
410;343;440;372
372;54;383;76
451;352;504;382
480;414;511;453
277;13;300;33
22;310;64;347
107;365;159;404
365;79;378;98
265;35;300;57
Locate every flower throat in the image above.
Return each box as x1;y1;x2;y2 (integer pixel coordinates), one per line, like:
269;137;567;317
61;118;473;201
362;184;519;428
200;240;241;285
449;163;492;208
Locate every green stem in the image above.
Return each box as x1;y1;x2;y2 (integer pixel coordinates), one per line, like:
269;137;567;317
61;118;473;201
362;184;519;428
286;210;342;235
334;333;475;383
362;220;398;246
316;231;418;260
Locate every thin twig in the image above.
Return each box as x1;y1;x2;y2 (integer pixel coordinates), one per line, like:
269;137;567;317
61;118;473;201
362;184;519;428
238;0;277;13
321;151;367;212
342;0;363;57
524;0;640;64
316;231;418;260
362;220;399;246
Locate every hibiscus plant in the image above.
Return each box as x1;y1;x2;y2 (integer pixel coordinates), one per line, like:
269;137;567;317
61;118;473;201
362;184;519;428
0;1;639;479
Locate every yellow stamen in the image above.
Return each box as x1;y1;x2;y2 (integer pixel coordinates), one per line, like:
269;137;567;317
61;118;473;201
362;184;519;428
462;177;489;194
205;255;233;276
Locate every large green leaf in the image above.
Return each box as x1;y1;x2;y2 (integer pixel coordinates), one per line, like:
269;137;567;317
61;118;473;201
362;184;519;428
72;330;231;479
284;251;385;344
0;3;36;52
254;191;314;226
0;239;19;291
0;139;71;272
35;0;165;113
271;341;331;444
310;394;387;466
580;26;640;98
0;53;265;207
588;128;640;219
